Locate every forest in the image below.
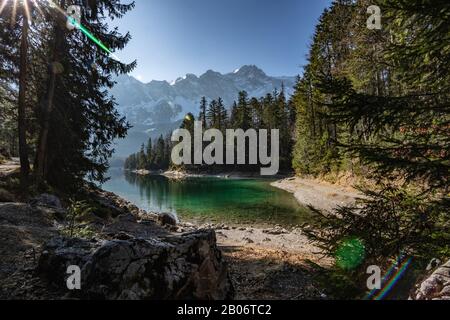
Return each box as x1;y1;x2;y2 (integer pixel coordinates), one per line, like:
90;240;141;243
0;0;135;191
124;89;296;173
293;0;449;293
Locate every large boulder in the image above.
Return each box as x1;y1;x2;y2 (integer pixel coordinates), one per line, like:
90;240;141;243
38;230;234;300
30;194;63;210
413;260;450;300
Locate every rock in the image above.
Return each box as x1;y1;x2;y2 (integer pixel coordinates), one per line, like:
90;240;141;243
37;230;234;300
413;260;450;300
116;213;137;223
37;237;101;286
216;224;230;230
0;188;15;203
216;231;228;238
243;237;254;244
30;194;63;210
426;258;442;271
262;226;289;235
157;212;178;227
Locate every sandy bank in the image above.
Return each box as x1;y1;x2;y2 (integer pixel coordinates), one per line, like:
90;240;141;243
271;177;362;212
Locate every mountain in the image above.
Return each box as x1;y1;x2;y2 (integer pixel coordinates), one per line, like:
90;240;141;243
110;65;297;160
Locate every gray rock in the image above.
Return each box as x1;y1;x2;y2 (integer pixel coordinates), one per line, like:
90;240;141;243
426;258;442;271
30;194;63;210
37;230;234;300
263;227;289;235
157;212;178;227
413;260;450;300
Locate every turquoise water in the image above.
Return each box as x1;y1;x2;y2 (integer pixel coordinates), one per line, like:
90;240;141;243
102;169;312;227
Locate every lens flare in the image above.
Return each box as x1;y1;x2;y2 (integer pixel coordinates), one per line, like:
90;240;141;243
335;238;366;270
366;256;413;300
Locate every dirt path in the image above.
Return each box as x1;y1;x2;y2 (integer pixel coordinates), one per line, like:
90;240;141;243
271;177;362;212
0;158;20;178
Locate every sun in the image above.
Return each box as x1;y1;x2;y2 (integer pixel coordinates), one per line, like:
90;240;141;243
0;0;120;62
0;0;46;24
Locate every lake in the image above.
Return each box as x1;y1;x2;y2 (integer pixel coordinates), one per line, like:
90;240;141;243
102;169;312;227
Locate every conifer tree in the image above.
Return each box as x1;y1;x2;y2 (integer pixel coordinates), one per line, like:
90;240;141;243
206;99;218;129
36;0;136;188
198;96;207;125
146;137;153;169
295;0;450;272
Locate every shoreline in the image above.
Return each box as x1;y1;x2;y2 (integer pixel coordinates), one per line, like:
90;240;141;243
129;169;290;180
271;177;362;212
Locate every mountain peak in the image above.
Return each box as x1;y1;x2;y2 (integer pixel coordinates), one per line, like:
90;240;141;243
234;65;266;77
202;69;222;77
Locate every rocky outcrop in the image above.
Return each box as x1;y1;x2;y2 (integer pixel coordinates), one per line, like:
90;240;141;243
30;194;63;210
413;260;450;300
0;189;234;300
38;230;234;300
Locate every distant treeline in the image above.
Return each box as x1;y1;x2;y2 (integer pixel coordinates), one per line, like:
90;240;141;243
124;88;296;173
124;135;172;172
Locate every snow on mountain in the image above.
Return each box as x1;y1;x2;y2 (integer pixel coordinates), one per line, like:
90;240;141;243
110;65;296;159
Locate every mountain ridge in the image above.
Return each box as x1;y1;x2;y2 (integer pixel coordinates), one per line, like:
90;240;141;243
110;65;297;158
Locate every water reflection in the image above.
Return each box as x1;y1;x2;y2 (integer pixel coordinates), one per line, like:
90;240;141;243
103;168;311;227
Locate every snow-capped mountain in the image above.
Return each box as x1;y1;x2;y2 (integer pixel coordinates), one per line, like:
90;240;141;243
110;65;296;159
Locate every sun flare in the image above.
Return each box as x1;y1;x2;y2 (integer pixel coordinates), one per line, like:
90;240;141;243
0;0;48;24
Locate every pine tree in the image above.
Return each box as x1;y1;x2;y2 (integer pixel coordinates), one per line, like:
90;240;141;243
153;135;166;170
297;0;450;272
36;1;136;188
146;137;153;170
17;4;31;183
216;97;228;131
229;102;239;128
198;96;207;126
206;99;218;128
0;7;21;159
236;91;251;130
137;144;146;170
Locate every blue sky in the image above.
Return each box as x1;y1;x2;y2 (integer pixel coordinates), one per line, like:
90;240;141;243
113;0;332;82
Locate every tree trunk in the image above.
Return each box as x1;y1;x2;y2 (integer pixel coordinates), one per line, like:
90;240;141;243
18;15;30;184
35;0;66;184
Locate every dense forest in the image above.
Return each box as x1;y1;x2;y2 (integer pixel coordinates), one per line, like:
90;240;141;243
0;0;135;191
124;89;296;173
123;135;172;171
291;0;449;294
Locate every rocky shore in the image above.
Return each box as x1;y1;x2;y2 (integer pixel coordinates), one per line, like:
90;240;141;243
0;187;233;300
0;175;333;300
